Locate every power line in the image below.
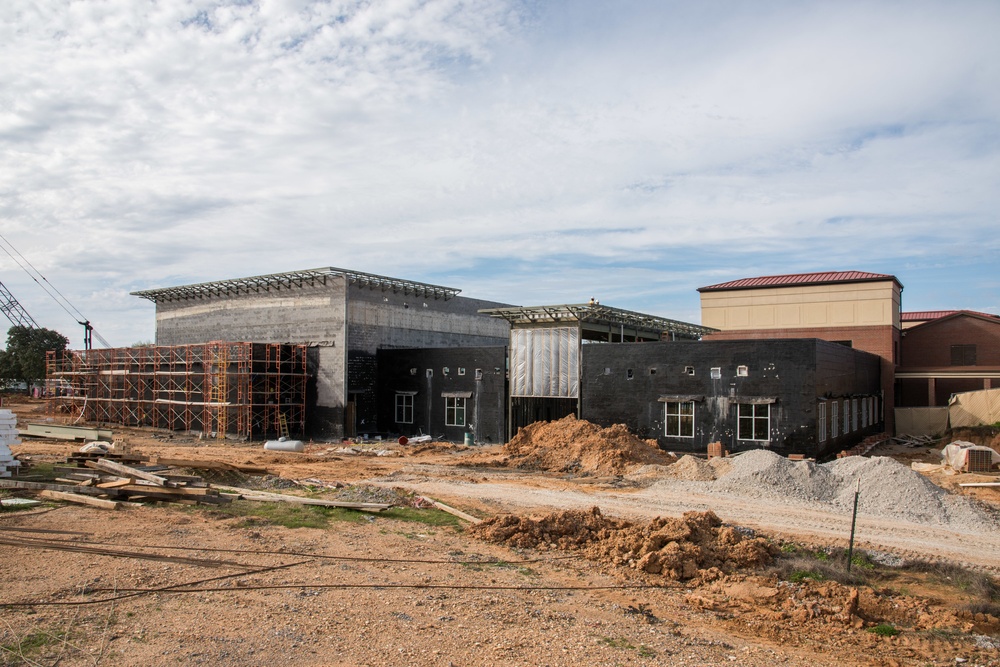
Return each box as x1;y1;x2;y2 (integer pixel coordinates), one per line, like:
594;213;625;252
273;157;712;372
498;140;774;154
0;232;110;348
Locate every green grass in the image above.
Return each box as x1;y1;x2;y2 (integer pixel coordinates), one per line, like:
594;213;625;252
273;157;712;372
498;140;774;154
1;630;65;664
868;623;900;637
195;500;464;530
789;570;826;583
596;637;656;658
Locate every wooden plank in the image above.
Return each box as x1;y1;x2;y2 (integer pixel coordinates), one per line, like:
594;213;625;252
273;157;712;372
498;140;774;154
213;485;391;510
38;490;122;511
0;479;108;496
155;457;269;474
96;478;134;489
958;482;1000;487
86;459;173;487
419;496;482;524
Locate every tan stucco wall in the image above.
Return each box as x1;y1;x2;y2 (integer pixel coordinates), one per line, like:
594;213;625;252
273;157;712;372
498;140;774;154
700;281;901;332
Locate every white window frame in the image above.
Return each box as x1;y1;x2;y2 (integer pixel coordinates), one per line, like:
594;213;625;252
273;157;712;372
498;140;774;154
831;401;839;439
737;403;770;442
395;393;414;424
843;400;850;434
445;396;466;427
852;399;858;432
818;401;827;443
664;401;695;438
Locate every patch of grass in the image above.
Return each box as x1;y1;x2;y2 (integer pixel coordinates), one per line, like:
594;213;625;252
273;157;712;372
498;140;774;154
780;543;799;554
768;554;869;587
868;623;900;637
195;501;466;530
196;500;373;528
905;560;1000;603
379;507;463;527
1;630;65;663
596;636;656;658
789;570;826;583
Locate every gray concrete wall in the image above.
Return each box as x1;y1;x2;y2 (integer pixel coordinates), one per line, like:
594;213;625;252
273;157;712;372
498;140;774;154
153;278;349;439
346;288;510;354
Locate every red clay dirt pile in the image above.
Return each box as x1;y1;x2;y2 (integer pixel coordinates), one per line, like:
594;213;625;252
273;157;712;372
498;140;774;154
498;415;675;475
470;507;776;581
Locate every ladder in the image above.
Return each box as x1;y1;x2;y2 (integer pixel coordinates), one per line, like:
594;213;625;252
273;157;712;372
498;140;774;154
277;413;290;439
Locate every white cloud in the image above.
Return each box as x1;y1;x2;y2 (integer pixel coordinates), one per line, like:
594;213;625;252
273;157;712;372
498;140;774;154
0;0;997;345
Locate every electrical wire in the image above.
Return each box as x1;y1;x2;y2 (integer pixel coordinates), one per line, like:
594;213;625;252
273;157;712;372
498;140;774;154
0;232;111;347
0;580;665;608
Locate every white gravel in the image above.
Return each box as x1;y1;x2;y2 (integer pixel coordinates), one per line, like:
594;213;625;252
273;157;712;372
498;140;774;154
701;450;996;532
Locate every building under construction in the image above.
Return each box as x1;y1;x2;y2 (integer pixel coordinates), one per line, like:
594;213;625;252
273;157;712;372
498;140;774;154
46;342;308;440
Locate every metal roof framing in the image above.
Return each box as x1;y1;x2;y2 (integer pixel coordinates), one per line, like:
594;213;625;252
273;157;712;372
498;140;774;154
479;303;716;338
131;267;461;303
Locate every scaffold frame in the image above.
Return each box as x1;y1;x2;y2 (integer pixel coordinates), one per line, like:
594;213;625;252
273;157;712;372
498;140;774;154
46;342;308;440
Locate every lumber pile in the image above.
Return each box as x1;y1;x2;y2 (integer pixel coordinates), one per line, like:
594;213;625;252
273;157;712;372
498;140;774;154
0;456;233;509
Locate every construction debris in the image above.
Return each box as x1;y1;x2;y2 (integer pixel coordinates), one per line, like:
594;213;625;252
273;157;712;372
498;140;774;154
20;422;114;442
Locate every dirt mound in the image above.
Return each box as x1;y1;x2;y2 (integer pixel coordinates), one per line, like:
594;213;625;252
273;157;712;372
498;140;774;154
666;454;731;481
499;415;674;475
469;507;775;580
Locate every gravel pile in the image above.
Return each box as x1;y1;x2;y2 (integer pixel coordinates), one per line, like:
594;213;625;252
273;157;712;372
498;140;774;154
709;450;996;531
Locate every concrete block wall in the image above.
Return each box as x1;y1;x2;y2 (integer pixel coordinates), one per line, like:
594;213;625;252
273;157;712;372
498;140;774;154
376;347;507;444
581;339;883;458
346;287;510;431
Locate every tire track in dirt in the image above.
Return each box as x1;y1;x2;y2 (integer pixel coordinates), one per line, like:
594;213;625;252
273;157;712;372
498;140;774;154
379;474;1000;571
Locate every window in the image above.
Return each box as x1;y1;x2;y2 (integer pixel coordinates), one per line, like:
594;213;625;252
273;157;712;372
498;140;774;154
738;404;770;441
664;401;695;438
861;398;868;427
736;365;749;377
950;344;976;366
852;399;858;432
843;400;850;434
395;393;414;424
626;369;634;380
458;367;466;376
831;401;839;438
684;366;695;376
818;402;827;443
445;396;466;427
710;367;722;379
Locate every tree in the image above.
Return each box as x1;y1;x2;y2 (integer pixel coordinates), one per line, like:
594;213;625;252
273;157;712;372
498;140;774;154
0;326;70;392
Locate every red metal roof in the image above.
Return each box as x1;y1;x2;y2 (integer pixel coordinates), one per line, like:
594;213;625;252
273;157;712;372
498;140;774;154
698;271;900;292
903;310;999;322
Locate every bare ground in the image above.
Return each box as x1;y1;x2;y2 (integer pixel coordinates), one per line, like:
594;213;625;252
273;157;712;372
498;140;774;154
2;398;999;666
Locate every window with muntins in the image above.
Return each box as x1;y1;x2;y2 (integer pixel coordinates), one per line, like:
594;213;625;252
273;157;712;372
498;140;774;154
395;394;413;424
950;344;977;366
818;402;827;443
664;401;695;438
445;397;466;427
831;401;839;439
738;404;769;441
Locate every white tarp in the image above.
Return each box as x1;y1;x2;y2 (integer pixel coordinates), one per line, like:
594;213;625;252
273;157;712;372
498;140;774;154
941;440;1000;470
948;387;1000;428
510;327;579;398
894;407;950;437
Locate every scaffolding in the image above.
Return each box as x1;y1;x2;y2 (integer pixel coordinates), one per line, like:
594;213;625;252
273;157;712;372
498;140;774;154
46;342;308;440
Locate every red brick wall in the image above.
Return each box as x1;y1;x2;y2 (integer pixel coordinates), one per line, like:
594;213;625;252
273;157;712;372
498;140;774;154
901;316;1000;368
704;325;896;362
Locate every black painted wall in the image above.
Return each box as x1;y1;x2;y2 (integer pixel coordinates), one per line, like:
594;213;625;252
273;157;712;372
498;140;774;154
376;347;507;444
580;338;882;458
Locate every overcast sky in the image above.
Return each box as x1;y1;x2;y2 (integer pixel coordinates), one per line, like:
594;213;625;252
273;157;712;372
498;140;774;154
1;0;998;348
